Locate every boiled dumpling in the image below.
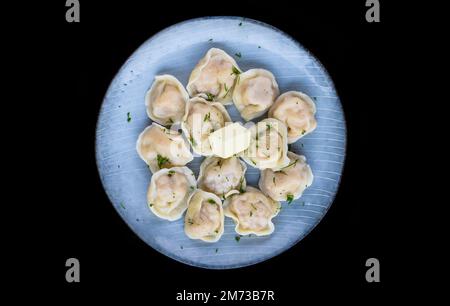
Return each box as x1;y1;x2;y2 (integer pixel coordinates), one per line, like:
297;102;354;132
147;167;197;221
259;151;313;203
268;91;317;143
197;156;247;199
232;68;279;121
240;118;289;170
184;189;224;242
145;75;189;126
136;122;194;173
181;97;231;156
223;186;280;236
186;48;241;105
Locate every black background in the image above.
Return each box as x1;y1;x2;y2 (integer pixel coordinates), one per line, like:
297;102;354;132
9;0;401;302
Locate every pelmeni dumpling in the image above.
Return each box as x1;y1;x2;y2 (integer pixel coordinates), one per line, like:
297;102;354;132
259;152;314;203
147;167;197;221
184;190;224;242
145;75;189;125
241;118;289;170
233;69;279;121
197;156;247;199
224;187;280;236
181;97;231;156
136;123;194;173
186;48;241;105
269;91;317;143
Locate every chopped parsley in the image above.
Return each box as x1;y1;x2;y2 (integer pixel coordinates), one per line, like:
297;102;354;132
301;129;306;135
215;248;219;253
235;52;242;58
119;202;126;209
273;177;276;185
149;203;153;207
266;123;271;132
250;211;253;217
167;170;175;177
126;112;131;122
250;159;256;165
187;218;194;225
235;235;241;242
205;92;215;101
207;199;216;205
208;38;213;42
168;117;174;124
238;22;242;26
286;194;294;204
204;112;211;122
190;186;195;191
156;154;170;169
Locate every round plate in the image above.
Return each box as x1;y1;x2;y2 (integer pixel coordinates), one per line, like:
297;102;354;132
95;16;346;269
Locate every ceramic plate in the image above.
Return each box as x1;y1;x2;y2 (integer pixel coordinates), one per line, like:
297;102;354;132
95;16;346;269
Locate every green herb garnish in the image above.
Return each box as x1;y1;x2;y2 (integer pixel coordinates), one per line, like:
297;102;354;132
215;248;219;253
301;129;306;135
156;154;170;169
208;38;213;42
187;218;194;225
207;199;216;205
278;159;298;171
273;177;276;185
189;135;197;147
190;186;195;191
286;194;294;204
235;235;241;242
119;202;126;209
204;112;211;122
167;170;175;177
235;52;241;58
250;211;253;217
126;112;131;122
238;177;245;193
222;83;230;98
231;66;241;76
205;92;215;101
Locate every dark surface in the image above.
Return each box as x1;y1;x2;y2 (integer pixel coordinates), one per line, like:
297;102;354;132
10;0;399;301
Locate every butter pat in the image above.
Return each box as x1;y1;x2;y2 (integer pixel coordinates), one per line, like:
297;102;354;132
208;123;251;158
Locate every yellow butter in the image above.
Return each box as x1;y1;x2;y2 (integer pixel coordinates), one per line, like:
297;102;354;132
208;123;251;158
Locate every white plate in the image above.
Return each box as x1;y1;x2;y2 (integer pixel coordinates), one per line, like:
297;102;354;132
95;16;346;269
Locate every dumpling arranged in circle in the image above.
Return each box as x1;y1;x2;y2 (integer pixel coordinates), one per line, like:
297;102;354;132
241;118;289;170
136;122;194;173
259;151;314;203
184;190;224;242
181;97;231;156
145;75;189;126
147;167;197;221
197;156;247;199
269;91;317;143
187;48;241;105
233;68;279;121
223;187;280;236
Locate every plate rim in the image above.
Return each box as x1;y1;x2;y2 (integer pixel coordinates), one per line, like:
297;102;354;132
95;15;348;270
